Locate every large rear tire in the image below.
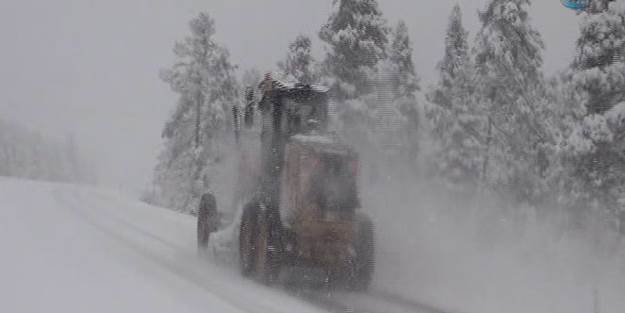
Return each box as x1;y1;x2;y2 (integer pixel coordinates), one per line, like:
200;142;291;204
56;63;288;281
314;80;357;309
255;207;283;284
349;213;375;291
239;203;258;277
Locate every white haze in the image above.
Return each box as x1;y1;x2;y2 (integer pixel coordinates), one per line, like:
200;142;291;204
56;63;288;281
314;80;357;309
3;2;620;312
365;175;625;313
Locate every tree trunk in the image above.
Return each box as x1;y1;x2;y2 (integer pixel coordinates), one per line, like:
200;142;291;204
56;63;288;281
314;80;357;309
481;116;492;184
195;89;202;148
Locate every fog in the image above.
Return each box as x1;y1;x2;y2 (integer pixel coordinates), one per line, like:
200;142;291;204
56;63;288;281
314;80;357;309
0;0;577;192
5;2;622;311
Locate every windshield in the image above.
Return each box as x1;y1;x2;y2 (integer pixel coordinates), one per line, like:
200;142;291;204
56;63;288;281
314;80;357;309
309;154;358;212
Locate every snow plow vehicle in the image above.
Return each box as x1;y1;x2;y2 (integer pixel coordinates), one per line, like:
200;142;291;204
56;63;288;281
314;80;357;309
197;75;375;290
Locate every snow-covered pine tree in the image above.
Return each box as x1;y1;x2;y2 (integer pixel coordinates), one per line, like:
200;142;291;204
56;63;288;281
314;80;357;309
318;0;391;160
387;20;420;100
587;0;616;13
559;0;625;228
152;12;238;213
427;4;484;188
473;0;549;202
573;0;625;113
431;4;470;110
319;0;390;101
278;35;318;84
384;20;421;167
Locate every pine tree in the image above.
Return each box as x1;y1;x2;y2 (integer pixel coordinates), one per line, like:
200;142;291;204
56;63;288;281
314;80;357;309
427;4;483;188
573;0;625;113
588;0;615;13
383;20;421;166
559;1;625;227
152;12;238;212
387;20;420;99
431;4;470;109
319;0;390;101
473;0;548;202
278;35;318;84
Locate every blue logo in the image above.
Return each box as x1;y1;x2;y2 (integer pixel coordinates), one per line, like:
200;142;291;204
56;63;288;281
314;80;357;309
561;0;590;11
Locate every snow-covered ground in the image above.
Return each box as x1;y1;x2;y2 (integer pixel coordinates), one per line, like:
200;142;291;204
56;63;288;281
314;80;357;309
0;177;326;313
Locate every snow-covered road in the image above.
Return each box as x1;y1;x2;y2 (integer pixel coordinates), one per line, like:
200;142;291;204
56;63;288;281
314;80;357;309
7;176;621;313
0;177;327;313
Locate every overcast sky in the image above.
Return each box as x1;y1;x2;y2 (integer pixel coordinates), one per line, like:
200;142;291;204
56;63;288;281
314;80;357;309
0;0;579;194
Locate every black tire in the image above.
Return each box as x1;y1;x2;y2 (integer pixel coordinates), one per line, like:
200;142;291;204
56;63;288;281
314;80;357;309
197;193;217;254
255;207;283;284
239;203;258;277
350;213;375;291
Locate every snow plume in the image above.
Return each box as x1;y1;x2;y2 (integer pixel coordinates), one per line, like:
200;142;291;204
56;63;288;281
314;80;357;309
365;176;625;313
352;2;625;312
319;1;423;176
0;118;93;183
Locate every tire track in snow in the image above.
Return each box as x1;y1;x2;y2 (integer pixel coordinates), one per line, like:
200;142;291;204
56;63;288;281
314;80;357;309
294;289;445;313
52;187;325;313
366;289;460;313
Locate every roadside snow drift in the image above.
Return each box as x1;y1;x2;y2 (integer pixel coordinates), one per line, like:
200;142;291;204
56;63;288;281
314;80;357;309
0;177;325;313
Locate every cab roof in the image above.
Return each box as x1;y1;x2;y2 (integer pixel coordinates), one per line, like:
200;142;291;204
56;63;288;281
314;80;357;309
257;75;329;97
